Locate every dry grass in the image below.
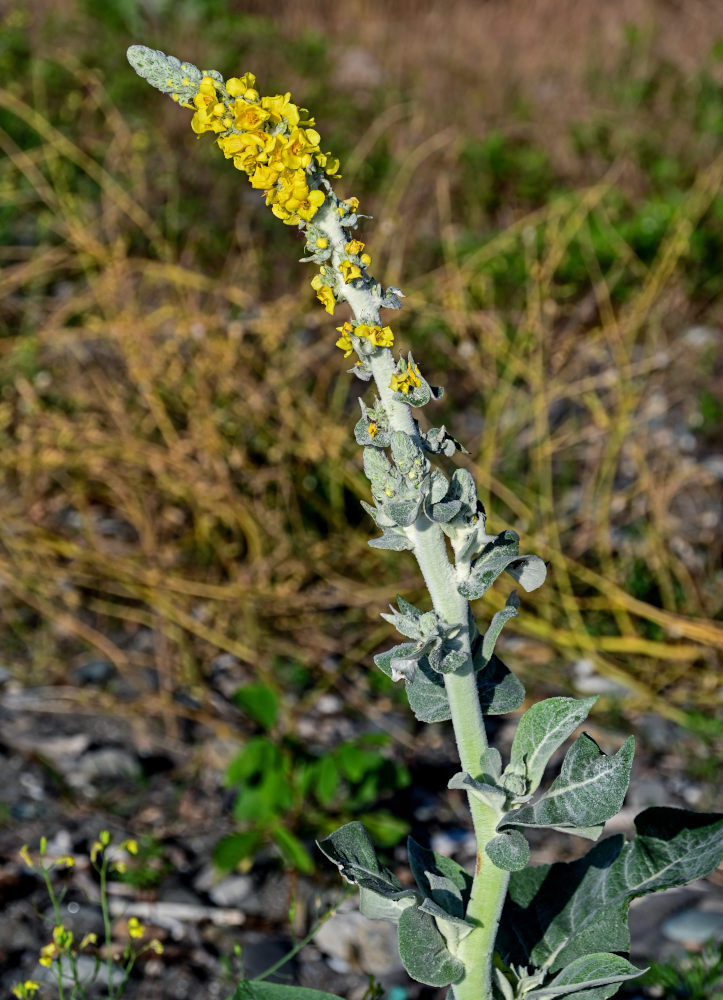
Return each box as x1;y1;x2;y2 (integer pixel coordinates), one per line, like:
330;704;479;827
0;0;721;744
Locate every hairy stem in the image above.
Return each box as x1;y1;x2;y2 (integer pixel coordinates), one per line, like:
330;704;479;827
316;204;508;999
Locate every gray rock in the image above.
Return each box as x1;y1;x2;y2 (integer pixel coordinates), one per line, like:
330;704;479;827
314;909;404;976
67;747;141;790
208;874;255;908
663;907;723;945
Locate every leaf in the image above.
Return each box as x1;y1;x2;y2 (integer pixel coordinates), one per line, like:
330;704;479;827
316;821;413;900
388;498;422;527
271;826;314;873
418;898;475;951
368;529;413;551
397;904;464;987
526;954;646;1000
404;656;452;723
507;697;598;796
500;734;634;834
359;885;417;922
408;836;473;919
497;807;723;972
313;755;340;807
448;772;507;812
458;530;519;600
480;593;520;663
231;982;347;1000
232;684;279;730
485;831;530;872
506;554;547;592
476;654;526;715
459;530;547;600
212;832;262;872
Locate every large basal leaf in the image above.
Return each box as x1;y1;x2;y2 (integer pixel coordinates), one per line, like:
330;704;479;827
497;807;723;972
500;734;634;835
506;697;598;796
231;982;346;1000
525;953;645;1000
316;821;412;900
408;836;473;919
397;904;464;987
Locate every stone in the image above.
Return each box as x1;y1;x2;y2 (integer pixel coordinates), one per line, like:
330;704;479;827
314;909;404;976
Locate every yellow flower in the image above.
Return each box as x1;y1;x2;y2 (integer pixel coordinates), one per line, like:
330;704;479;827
297;189;325;222
19;845;32;868
261;92;300;128
12;981;40;999
368;421;378;438
249;164;282;191
316;237;328;249
113;861;127;874
80;932;98;950
353;324;393;348
191;76;227;135
311;276;335;313
121;839;138;855
128;917;145;940
226;72;258;101
390;365;422;394
55;855;75;868
360;253;371;266
345;239;365;256
339;260;362;284
317;152;341;177
99;831;112;846
39;943;56;967
233;101;269;132
53;925;73;952
148;939;164;955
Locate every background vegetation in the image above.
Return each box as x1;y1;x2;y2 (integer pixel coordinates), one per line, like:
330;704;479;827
1;0;722;869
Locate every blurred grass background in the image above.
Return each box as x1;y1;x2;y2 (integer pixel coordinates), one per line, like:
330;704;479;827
1;0;722;779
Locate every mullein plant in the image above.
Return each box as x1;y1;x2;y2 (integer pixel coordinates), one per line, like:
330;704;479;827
127;46;723;1000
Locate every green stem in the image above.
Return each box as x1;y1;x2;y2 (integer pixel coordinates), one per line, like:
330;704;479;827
99;859;115;1000
316;201;509;1000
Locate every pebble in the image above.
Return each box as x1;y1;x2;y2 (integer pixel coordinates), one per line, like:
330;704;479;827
314;909;404;976
662;907;723;946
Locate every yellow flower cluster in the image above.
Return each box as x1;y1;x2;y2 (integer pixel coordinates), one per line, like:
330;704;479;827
335;321;395;357
390;363;422;394
188;71;340;227
12;982;40;999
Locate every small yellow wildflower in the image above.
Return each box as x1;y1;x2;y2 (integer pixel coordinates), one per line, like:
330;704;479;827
316;237;328;249
128;917;146;939
360;252;371;266
297;189;325;222
113;861;127;874
19;844;32;868
368;421;378;438
100;831;112;846
390;365;422;394
39;943;56;967
121;839;139;855
335;332;353;357
53;925;73;951
339;260;362;284
55;855;75;868
12;981;40;999
80;932;98;949
148;939;164;955
345;239;365;256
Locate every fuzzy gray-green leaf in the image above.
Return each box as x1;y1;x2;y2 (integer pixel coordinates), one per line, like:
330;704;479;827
368;529;413;551
397;905;464;987
507;696;598;796
485;831;530;871
316;821;411;900
407;836;473;918
497;807;723;972
501;733;634;834
525;953;645;999
476;653;526;715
